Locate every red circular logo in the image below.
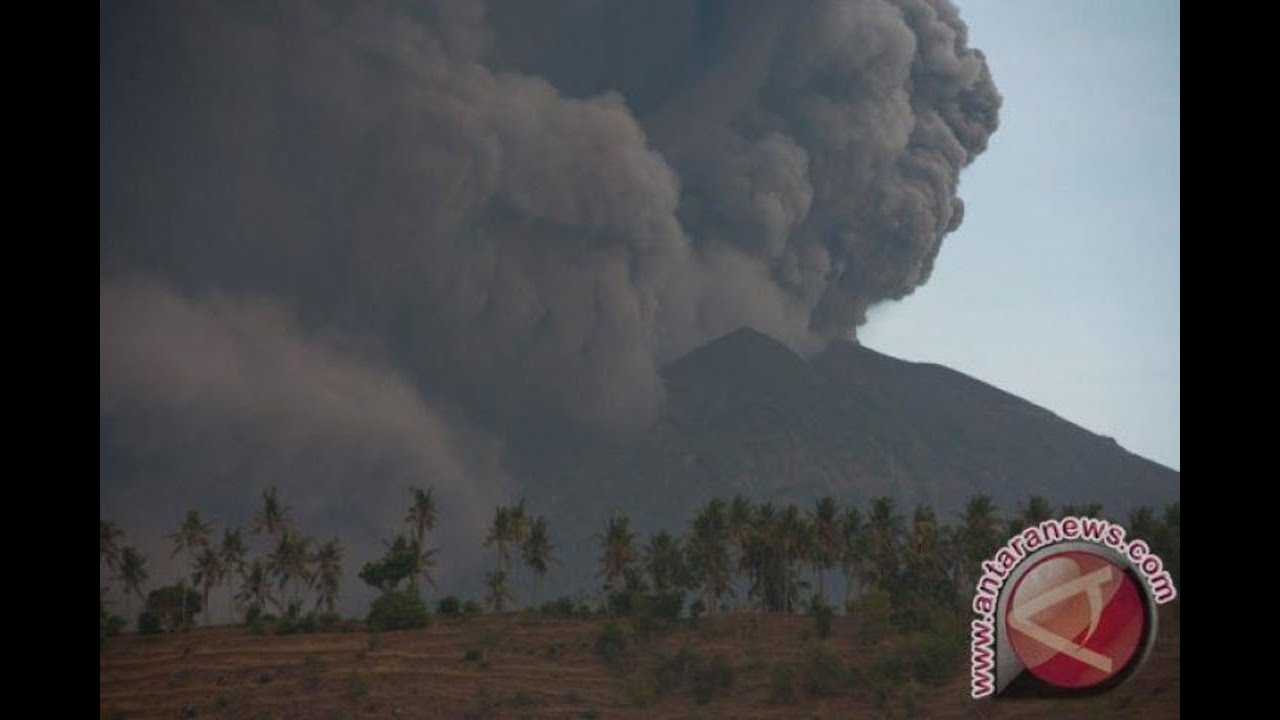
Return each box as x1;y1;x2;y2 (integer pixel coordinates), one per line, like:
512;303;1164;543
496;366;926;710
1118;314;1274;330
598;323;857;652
1004;550;1146;689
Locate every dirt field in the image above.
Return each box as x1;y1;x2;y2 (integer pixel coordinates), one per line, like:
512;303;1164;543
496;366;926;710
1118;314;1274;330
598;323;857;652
100;601;1179;719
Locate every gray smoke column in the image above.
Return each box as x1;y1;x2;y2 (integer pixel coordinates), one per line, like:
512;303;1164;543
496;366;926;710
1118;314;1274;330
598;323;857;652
100;0;998;606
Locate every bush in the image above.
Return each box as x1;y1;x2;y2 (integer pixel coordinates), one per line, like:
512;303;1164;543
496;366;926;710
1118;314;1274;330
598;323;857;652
691;653;733;704
540;596;575;617
906;627;967;686
462;648;484;663
142;584;203;633
804;643;845;697
653;647;697;687
366;589;429;632
100;600;126;649
849;589;893;643
437;596;462;617
594;620;629;665
769;663;797;704
811;598;834;639
462;600;482;618
138;609;164;636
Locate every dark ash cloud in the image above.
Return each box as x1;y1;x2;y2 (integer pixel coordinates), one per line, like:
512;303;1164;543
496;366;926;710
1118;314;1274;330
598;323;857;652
100;0;999;610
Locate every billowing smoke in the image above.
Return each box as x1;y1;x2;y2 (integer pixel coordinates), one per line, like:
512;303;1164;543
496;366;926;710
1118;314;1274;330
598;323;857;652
100;0;999;609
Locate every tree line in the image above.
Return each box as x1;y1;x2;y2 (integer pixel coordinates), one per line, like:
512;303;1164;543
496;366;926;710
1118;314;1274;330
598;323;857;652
100;489;1181;636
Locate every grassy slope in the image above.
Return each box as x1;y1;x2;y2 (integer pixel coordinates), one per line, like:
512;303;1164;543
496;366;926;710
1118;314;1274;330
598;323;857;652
100;600;1178;719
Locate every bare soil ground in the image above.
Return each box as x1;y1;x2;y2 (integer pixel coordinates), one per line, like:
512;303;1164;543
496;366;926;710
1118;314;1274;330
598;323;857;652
100;601;1178;719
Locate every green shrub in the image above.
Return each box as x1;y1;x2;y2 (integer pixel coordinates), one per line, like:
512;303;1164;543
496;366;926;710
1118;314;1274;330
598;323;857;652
691;653;733;704
138;609;164;636
769;663;797;704
141;584;202;632
462;648;484;663
437;596;462;617
804;643;845;697
623;671;658;707
653;647;697;686
594;620;629;665
811;598;834;639
850;589;893;643
462;600;482;618
316;612;342;631
906;627;967;686
366;589;429;632
540;596;575;617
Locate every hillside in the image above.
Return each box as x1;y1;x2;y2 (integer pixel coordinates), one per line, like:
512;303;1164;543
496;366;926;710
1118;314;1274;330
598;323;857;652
511;328;1179;586
99;602;1180;719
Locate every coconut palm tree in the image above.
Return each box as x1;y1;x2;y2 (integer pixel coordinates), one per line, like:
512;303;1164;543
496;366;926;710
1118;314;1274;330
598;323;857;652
808;497;841;605
218;528;249;622
1009;495;1054;535
252;487;292;539
101;519;124;582
119;546;149;618
311;538;343;613
727;495;754;608
863;497;903;595
958;495;1002;567
484;570;514;613
168;510;215;630
838;506;866;609
777;504;808;613
236;559;278;615
484;505;515;572
521;514;556;605
688;499;732;615
597;513;640;594
268;529;313;613
643;530;687;594
192;546;225;626
405;486;438;591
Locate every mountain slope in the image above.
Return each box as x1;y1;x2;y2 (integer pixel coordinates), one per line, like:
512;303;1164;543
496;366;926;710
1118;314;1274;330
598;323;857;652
512;327;1179;582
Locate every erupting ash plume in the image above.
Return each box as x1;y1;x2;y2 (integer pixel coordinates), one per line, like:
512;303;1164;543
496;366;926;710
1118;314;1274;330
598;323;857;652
100;0;999;605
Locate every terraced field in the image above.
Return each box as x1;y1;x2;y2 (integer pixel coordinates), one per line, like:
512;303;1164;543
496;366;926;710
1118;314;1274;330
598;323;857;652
100;601;1179;719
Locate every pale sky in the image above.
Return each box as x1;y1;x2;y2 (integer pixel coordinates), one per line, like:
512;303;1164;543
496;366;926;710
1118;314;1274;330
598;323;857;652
860;1;1180;469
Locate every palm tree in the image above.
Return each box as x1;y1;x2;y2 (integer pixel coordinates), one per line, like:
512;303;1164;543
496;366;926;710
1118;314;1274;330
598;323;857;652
219;528;249;623
311;538;343;613
688;499;732;615
1128;506;1159;542
727;495;754;608
268;529;313;613
1010;495;1054;535
119;546;149;618
864;497;903;594
192;546;225;626
643;530;687;594
958;495;1002;565
808;497;841;605
484;570;514;613
101;519;124;582
252;487;292;539
168;510;215;630
405;486;438;591
597;513;640;594
777;504;807;613
521;515;556;605
484;506;515;572
236;559;278;615
838;506;866;609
